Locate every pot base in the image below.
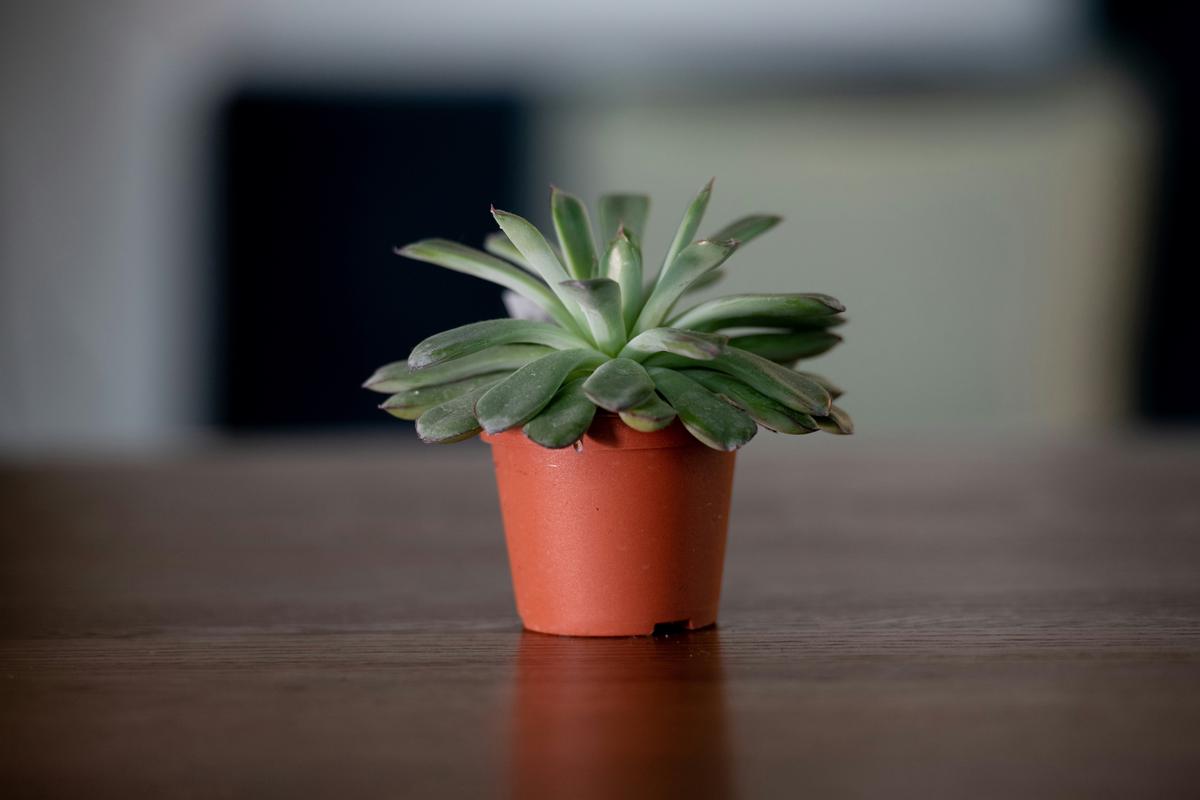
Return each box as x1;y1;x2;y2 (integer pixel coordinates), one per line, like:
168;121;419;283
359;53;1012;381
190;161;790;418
520;613;718;639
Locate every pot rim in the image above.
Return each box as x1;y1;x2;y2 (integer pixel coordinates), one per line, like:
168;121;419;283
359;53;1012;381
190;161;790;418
481;412;704;451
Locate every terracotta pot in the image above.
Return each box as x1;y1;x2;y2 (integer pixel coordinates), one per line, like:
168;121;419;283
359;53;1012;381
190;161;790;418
482;414;737;636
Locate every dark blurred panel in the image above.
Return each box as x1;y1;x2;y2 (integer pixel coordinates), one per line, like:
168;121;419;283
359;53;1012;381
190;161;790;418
213;89;526;431
1100;4;1200;424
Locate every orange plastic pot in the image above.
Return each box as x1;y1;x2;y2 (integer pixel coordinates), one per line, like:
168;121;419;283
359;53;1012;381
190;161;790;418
482;413;737;637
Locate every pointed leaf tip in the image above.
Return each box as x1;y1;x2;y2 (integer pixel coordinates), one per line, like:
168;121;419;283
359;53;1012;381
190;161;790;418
582;358;656;412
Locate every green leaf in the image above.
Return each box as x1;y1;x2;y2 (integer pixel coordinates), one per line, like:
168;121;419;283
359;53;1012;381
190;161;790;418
619;327;727;361
475;349;606;434
491;208;590;333
408;319;588;369
363;345;551;394
798;371;845;399
789;315;847;330
522;378;597;448
491;210;571;284
814;404;854;435
604;231;643;331
396;239;577;332
681;370;817;434
414;380;501;443
649;367;757;451
683;269;726;295
483;231;530;269
707;214;781;246
380;373;507;420
551;187;599;280
634;240;738;334
581;358;656;412
619;393;677;432
647;346;832;416
669;293;845;332
727;330;843;363
653;178;713;291
558;279;626;355
598;193;650;243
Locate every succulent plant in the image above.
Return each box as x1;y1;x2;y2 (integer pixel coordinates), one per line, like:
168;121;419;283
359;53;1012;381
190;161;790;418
363;180;852;450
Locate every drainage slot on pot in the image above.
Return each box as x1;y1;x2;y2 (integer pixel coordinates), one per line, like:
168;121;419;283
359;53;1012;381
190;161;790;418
652;619;691;636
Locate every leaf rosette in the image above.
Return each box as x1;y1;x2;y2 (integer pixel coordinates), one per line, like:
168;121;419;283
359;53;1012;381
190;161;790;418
365;182;853;450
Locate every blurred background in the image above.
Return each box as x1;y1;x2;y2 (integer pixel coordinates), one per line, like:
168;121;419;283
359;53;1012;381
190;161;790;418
1;0;1196;453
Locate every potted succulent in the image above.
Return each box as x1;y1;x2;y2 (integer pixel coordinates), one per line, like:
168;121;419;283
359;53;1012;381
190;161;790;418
364;180;851;636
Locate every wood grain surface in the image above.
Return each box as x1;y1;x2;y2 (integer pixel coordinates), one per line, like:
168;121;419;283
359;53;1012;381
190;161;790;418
2;436;1200;798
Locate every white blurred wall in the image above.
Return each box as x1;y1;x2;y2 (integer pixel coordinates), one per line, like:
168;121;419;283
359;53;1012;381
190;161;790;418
3;0;1148;451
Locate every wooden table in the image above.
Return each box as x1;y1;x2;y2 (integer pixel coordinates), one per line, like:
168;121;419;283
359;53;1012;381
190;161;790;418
3;436;1200;798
